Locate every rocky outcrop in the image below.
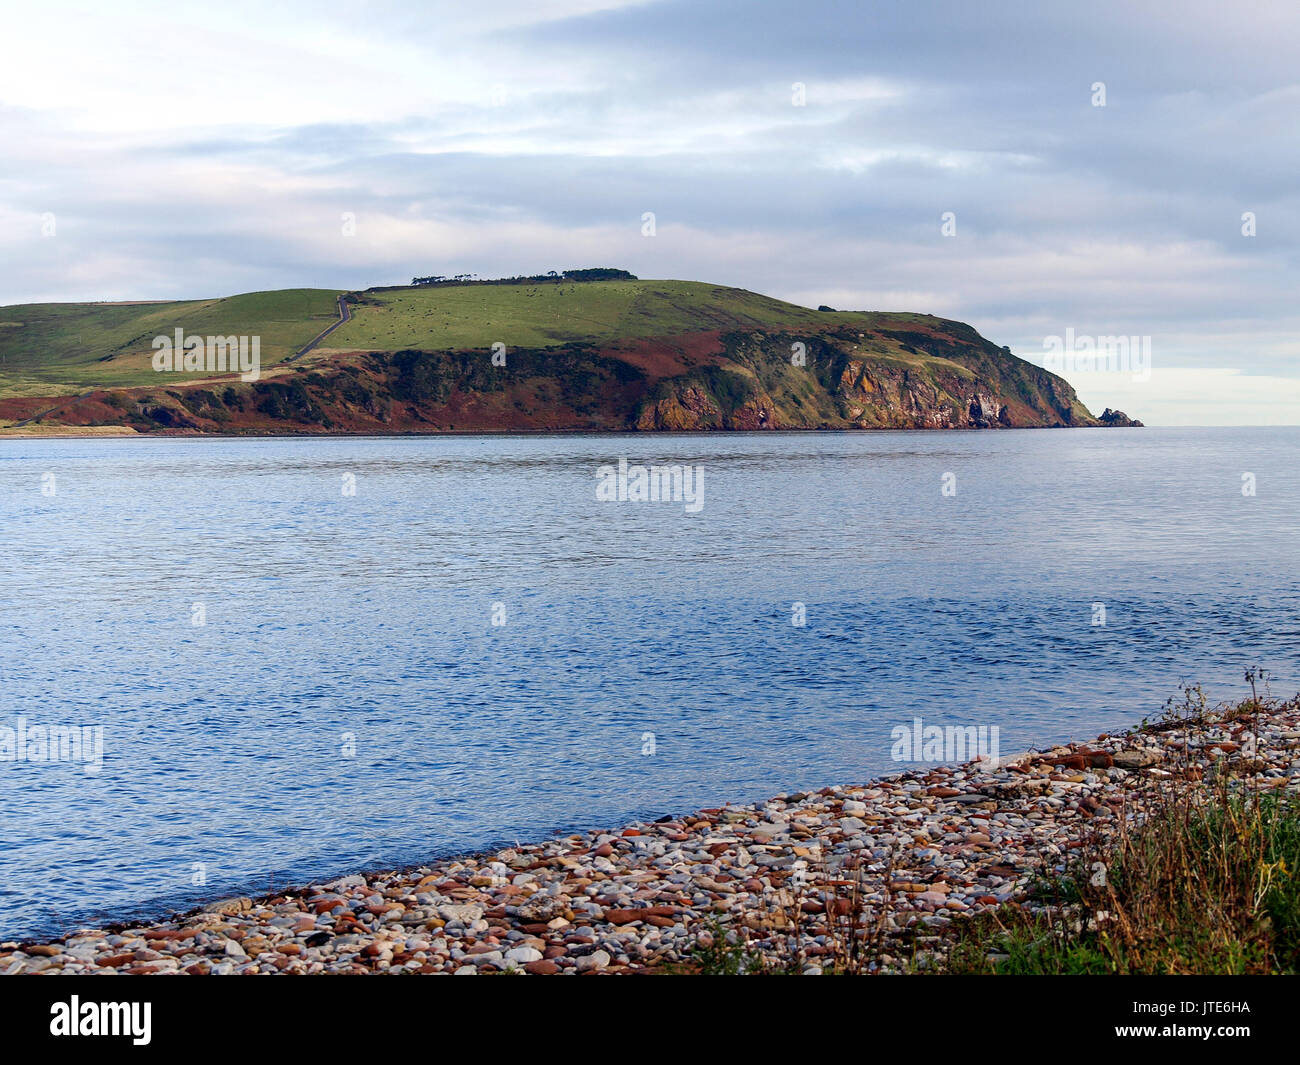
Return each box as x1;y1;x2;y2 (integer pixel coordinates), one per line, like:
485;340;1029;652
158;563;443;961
634;385;723;430
633;324;1102;431
1098;407;1144;427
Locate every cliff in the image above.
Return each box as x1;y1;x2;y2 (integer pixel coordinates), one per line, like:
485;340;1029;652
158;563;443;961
0;279;1137;434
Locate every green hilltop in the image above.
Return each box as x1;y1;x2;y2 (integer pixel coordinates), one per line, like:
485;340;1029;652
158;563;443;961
332;279;930;352
0;275;1125;433
0;279;944;398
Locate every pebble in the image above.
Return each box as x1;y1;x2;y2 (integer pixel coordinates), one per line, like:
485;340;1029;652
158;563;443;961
5;701;1297;974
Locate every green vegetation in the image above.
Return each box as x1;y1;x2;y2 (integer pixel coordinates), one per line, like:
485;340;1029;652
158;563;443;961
683;779;1300;976
945;685;1300;976
329;280;898;353
944;789;1300;975
410;266;636;286
0;289;341;396
681;685;1299;977
0;278;929;399
0;276;1107;432
690;920;782;975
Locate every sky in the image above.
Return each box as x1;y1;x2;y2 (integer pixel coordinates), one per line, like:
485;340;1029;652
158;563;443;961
1;0;1297;425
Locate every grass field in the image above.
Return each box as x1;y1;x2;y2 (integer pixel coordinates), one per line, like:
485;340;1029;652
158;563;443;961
0;289;342;397
328;280;911;352
0;278;946;399
0;278;1102;432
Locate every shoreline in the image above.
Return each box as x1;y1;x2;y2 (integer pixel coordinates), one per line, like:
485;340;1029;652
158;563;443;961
5;701;1298;975
0;423;1145;440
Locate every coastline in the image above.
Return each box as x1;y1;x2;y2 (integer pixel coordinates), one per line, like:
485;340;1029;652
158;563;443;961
0;425;139;438
5;700;1298;975
0;423;1143;440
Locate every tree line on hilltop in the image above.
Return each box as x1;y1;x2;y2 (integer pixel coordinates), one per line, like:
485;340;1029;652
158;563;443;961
409;268;637;287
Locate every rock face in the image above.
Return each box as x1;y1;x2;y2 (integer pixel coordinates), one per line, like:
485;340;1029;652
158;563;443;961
631;325;1101;431
1098;407;1144;427
14;315;1129;435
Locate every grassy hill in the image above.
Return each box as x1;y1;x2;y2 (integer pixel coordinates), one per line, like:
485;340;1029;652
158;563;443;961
329;280;925;351
0;277;1128;434
0;289;342;397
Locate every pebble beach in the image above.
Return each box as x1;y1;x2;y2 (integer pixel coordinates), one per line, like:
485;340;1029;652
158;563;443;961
6;701;1299;976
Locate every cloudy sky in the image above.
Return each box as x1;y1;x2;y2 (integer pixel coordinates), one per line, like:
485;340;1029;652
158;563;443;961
2;0;1297;424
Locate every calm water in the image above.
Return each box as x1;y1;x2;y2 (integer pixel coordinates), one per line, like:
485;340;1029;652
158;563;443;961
1;428;1297;939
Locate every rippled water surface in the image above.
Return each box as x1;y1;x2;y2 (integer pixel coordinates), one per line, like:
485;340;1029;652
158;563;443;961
1;428;1297;938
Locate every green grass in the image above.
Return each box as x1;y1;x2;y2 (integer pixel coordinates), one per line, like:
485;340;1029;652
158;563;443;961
0;289;342;397
329;280;911;352
944;786;1300;975
0;277;980;401
678;784;1300;977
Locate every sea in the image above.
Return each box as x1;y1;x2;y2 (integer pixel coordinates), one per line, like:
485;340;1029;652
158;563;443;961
0;427;1295;938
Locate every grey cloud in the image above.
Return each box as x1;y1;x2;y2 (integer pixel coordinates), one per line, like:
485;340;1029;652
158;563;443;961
2;0;1297;425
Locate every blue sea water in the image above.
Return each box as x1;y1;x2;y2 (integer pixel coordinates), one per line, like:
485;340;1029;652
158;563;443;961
0;427;1296;939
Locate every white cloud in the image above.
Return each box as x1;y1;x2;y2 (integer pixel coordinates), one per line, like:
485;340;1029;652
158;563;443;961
1;0;1297;427
1070;368;1300;427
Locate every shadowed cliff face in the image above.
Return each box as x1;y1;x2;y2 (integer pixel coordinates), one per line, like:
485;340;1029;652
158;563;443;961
3;316;1120;435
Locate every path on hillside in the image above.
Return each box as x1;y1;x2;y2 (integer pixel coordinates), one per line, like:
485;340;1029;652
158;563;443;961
288;293;352;362
13;390;96;428
9;294;353;429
